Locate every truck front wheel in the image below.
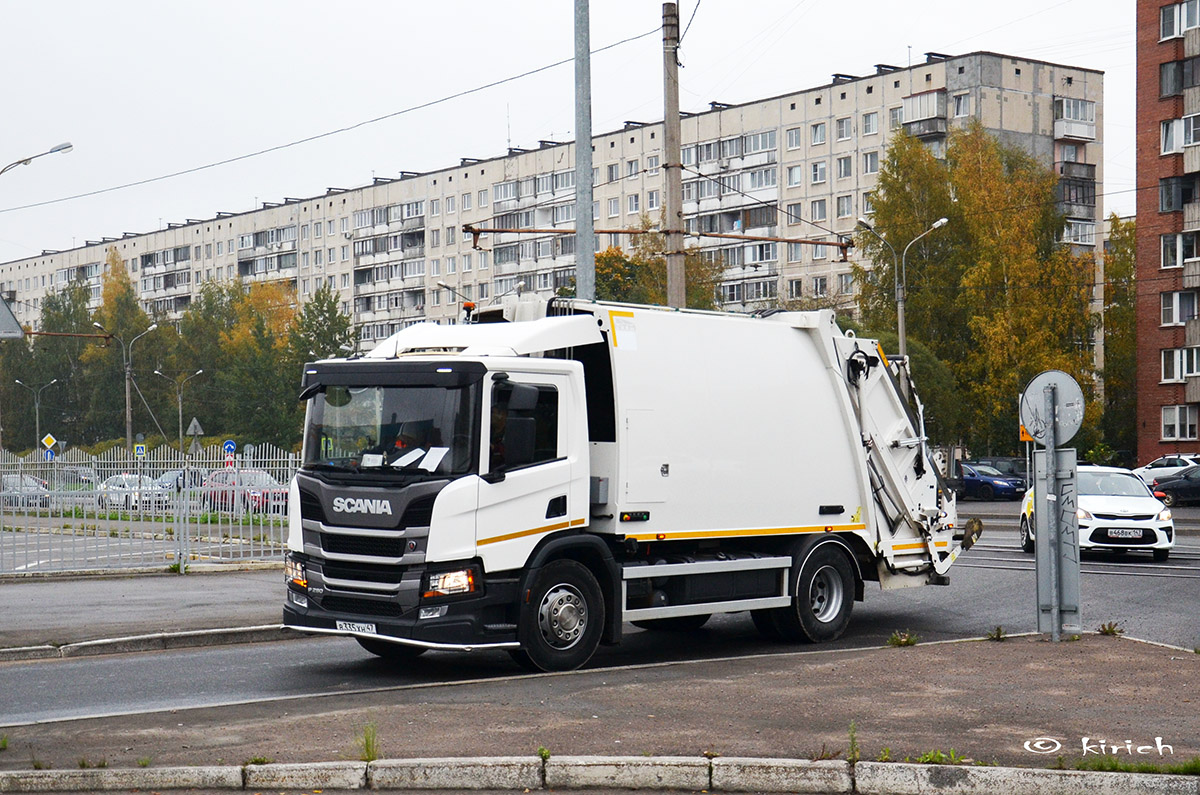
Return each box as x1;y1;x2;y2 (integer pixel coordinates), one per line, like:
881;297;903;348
774;542;855;643
511;560;604;672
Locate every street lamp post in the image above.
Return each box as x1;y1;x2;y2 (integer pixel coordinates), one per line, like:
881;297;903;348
155;369;203;455
14;378;58;451
93;322;158;451
856;217;948;401
436;280;477;322
0;142;73;178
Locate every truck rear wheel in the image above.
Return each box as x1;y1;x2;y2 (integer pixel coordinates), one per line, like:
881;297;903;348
355;636;427;661
631;614;710;632
510;559;604;672
773;542;855;643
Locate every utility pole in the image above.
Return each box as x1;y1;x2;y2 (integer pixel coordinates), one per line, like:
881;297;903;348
662;2;685;308
574;0;596;300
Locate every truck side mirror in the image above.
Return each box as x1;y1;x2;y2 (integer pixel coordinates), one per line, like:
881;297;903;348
504;417;536;467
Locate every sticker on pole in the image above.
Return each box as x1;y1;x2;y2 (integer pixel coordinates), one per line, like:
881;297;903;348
1019;370;1084;446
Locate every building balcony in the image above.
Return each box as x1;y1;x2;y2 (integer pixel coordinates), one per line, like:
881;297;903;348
1185;259;1200;291
1056;161;1096;180
1187;374;1200;404
1186;143;1200;174
1184;202;1200;234
903;117;948;139
1186;315;1200;346
1053;118;1096;142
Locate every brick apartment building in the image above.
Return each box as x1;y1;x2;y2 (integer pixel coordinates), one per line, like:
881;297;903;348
1136;0;1200;461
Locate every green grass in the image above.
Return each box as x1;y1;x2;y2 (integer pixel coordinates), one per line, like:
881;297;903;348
887;629;919;647
537;746;550;762
243;756;272;766
1097;621;1124;636
985;625;1007;641
0;734;8;752
1073;755;1200;775
357;722;380;763
912;748;965;765
136;757;151;768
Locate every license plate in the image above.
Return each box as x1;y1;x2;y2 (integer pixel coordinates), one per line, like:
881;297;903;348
1107;528;1141;539
336;621;377;634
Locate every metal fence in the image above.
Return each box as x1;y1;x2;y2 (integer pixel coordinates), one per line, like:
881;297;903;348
0;443;299;575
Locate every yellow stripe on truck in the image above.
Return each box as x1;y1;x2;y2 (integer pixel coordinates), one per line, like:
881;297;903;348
478;517;586;547
626;523;867;543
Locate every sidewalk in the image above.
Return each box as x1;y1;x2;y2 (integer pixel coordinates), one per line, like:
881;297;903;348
0;567;1197;793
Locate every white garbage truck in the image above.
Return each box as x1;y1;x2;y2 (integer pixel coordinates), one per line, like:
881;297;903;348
283;296;978;671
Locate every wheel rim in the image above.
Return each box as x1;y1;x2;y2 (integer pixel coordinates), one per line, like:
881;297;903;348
809;565;845;624
1020;520;1029;545
537;582;587;650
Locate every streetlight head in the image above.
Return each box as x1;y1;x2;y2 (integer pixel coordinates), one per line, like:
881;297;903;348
50;142;73;155
932;217;949;229
48;379;57;386
153;369;164;377
436;281;448;289
194;369;203;376
92;321;105;331
856;217;873;231
14;379;24;387
146;323;158;332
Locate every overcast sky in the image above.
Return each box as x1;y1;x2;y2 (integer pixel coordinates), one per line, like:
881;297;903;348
0;0;1133;264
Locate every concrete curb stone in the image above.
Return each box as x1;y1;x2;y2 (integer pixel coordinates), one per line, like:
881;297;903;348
0;764;241;792
243;760;367;790
0;625;295;663
710;757;853;792
854;761;1200;795
545;755;710;790
369;757;542;790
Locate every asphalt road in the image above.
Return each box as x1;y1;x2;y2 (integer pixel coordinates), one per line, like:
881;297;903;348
3;525;1196;727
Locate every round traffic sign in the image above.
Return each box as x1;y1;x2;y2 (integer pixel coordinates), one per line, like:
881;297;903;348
1019;370;1085;445
222;439;236;454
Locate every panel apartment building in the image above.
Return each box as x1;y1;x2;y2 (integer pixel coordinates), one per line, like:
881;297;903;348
1;51;1101;350
1137;0;1200;462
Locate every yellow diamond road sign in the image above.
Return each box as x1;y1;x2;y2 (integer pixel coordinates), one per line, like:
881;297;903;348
41;434;56;450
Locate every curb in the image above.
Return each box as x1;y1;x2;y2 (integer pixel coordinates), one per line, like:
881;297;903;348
0;756;1196;793
0;625;297;663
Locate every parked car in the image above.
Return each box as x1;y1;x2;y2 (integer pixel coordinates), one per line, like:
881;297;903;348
0;474;50;508
1019;465;1174;561
202;468;288;513
96;473;169;511
954;463;1026;501
967;456;1027;480
1148;464;1200;507
1131;454;1200;485
155;467;209;492
56;465;97;490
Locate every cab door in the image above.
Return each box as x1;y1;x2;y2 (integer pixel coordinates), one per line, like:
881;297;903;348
475;373;582;572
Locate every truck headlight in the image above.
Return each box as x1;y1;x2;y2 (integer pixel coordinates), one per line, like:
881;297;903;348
424;567;478;599
286;557;307;589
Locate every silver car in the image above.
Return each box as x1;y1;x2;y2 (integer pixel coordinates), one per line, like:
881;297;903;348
96;473;169;511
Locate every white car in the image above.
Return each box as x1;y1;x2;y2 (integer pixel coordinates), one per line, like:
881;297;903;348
1131;454;1200;485
1019;465;1174;562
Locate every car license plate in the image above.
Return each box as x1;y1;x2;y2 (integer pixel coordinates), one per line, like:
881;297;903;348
1107;528;1141;539
336;621;377;634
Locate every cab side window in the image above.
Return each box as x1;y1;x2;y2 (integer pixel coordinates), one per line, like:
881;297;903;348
491;383;559;471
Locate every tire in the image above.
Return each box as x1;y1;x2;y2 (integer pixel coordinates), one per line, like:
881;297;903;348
631;614;710;632
1160;491;1177;508
510;560;604;672
1019;517;1034;553
772;542;856;643
979;484;994;501
751;609;785;640
1153;549;1170;562
355;636;427;661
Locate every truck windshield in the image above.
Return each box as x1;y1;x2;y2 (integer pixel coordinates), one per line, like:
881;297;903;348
303;383;480;477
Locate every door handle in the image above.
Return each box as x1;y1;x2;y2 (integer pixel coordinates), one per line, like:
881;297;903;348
545;495;567;519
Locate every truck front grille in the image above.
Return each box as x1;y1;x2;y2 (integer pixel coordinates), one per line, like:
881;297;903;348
321;595;403;618
323;561;405;584
322;534;404;558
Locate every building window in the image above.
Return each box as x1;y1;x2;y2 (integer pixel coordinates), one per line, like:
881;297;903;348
1162;290;1199;325
1162;404;1199;441
628;194;640;214
1163;232;1199;268
1054;97;1096;124
952;94;969;117
1161;175;1199;212
862;111;879;135
812;238;828;260
835;117;851;140
721;282;743;303
446;195;456;214
745;280;778;301
744;130;776;153
787;165;805;187
462;193;471;211
811;122;826;146
608;198;619;217
811;161;827;184
863;191;874;215
836;195;853;218
647;190;660;210
862;151;880;174
788;278;803;299
888;107;904;129
838;272;853;295
836;156;852;179
627;159;639;179
607;163;620;183
810;198;827;222
1163;119;1184;154
648;155;660;175
812;275;828;297
786;128;802;150
429;199;440;217
430;229;440;248
903;91;945;122
446;226;456;245
787;242;805;262
1162;347;1200;382
1061;220;1095;246
747;167;776;189
478;189;489;207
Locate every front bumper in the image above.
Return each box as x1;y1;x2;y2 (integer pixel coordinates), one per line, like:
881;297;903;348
283;554;520;651
1078;521;1174;551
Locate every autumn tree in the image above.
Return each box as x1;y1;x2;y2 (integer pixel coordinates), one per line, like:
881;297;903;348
855;123;1097;453
1100;214;1135;458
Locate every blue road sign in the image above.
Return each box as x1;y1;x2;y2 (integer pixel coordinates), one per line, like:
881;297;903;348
222;439;236;454
44;449;55;462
